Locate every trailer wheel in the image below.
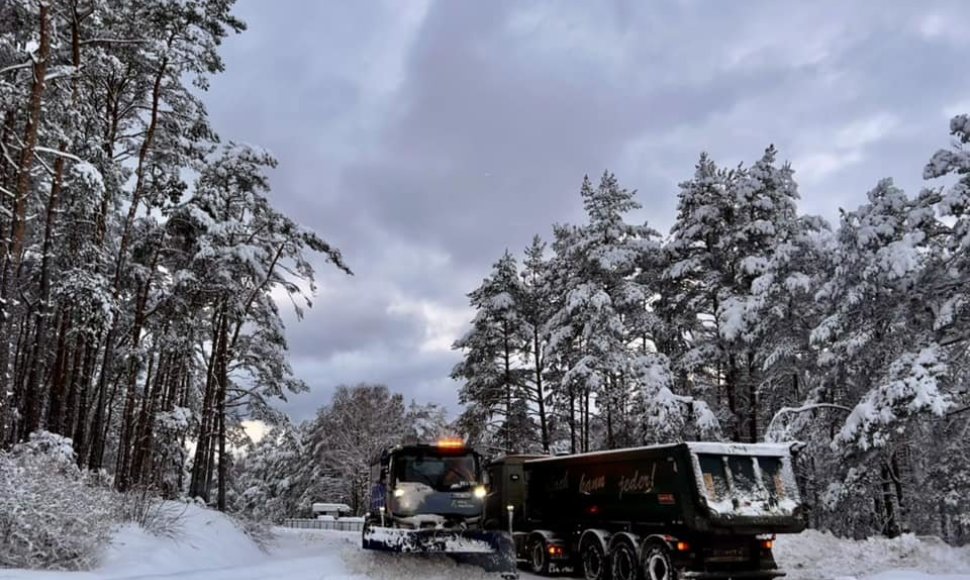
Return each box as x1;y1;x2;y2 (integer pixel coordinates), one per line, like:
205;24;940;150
641;544;676;580
610;540;640;580
529;538;550;575
580;537;611;580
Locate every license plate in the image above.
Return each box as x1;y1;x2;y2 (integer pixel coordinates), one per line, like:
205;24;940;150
706;547;749;562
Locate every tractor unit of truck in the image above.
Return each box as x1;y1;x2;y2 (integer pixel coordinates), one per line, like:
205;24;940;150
360;439;517;578
485;441;807;580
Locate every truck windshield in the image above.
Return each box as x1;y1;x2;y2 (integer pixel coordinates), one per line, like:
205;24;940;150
393;453;478;491
696;453;794;511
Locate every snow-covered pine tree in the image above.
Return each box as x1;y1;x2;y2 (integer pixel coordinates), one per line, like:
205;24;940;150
519;235;553;452
178;143;349;507
545;172;696;450
663;147;816;443
662;153;745;439
806;178;951;537
452;251;535;453
916;113;970;542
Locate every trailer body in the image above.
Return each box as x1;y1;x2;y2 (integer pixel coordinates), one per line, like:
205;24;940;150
486;442;806;580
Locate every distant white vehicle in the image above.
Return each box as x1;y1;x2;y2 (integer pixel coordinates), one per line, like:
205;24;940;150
311;503;352;520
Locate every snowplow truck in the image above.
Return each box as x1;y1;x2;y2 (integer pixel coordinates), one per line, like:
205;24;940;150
485;441;807;580
361;440;517;578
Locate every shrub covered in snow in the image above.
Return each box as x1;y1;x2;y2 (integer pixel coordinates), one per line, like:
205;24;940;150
0;432;117;570
0;431;199;570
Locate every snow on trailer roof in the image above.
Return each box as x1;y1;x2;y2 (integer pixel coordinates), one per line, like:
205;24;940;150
685;441;795;456
523;441;798;464
311;503;352;512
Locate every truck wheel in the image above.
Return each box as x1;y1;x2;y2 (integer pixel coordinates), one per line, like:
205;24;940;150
641;544;676;580
530;538;550;575
610;540;640;580
581;538;610;580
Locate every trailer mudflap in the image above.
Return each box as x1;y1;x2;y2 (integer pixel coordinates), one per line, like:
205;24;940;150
362;526;517;577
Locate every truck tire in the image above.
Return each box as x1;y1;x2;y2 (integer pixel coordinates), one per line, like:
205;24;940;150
529;537;550;575
610;539;640;580
580;536;611;580
641;544;677;580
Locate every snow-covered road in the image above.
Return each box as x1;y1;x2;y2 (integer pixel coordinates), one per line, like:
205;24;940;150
2;504;969;580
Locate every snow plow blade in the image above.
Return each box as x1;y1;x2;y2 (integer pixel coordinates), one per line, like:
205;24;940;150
362;526;517;577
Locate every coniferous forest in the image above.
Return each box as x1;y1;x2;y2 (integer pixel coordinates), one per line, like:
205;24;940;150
2;0;969;563
452;138;970;543
0;0;350;512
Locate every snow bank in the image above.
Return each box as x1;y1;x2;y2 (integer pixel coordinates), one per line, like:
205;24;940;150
3;502;266;580
98;502;267;576
776;529;970;580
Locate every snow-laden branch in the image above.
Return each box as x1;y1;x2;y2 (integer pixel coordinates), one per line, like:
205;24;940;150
764;403;853;442
80;37;149;46
947;405;970;417
34;146;84;163
0;61;32;76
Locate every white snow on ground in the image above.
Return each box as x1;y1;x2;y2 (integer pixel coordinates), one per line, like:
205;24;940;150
776;530;970;580
1;505;969;580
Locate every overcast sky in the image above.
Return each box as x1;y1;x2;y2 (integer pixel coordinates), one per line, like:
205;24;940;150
205;0;970;423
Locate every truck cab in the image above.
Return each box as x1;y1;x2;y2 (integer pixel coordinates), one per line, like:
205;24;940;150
369;440;488;529
361;439;517;577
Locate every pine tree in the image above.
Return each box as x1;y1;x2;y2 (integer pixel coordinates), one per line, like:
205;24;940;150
519;236;552;452
546;172;666;450
662;154;744;438
452;251;533;453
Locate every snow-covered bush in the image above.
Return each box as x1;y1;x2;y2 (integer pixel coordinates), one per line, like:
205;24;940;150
0;432;117;570
116;488;185;539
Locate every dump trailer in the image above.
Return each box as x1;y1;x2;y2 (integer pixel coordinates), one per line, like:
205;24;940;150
485;442;806;580
361;440;517;578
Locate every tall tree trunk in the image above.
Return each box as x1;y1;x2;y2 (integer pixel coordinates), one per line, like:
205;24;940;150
116;245;160;491
726;353;739;441
26;6;84;440
503;323;511;453
880;462;900;538
216;339;228;511
130;348;164;486
747;351;758;443
87;327;116;470
568;386;576;454
73;331;98;467
605;375;614;449
0;111;16;443
189;305;226;501
890;452;907;533
45;313;71;433
62;329;84;437
533;329;548;453
3;3;52;441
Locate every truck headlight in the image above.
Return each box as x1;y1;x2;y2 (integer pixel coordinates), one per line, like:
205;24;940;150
473;485;487;499
393;488;405;498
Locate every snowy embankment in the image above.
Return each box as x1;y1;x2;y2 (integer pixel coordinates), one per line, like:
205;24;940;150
3;505;970;580
776;530;970;580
